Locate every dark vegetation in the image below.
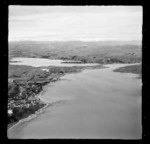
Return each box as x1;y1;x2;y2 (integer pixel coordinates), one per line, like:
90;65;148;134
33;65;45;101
8;75;47;129
48;66;82;74
8;103;45;128
8;65;58;129
8;83;20;99
9;65;49;80
113;64;141;78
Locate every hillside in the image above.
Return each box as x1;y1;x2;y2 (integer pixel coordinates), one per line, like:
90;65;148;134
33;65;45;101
9;41;142;64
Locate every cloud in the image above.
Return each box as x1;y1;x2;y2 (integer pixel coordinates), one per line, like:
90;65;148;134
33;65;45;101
9;6;142;41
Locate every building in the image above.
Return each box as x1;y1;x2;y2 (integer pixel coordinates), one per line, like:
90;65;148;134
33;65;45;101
8;109;13;115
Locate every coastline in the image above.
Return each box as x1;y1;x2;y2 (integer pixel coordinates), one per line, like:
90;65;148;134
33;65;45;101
7;74;64;131
8;62;142;139
7;63;136;131
7;97;49;131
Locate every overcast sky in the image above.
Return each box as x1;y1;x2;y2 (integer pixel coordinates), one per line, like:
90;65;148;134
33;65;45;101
9;6;143;41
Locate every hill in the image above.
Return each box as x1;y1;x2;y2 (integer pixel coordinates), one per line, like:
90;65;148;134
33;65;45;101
9;41;142;63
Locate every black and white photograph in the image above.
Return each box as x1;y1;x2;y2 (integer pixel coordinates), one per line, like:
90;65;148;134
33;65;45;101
7;6;142;139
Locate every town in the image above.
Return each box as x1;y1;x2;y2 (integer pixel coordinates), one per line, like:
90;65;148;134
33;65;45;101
8;68;62;128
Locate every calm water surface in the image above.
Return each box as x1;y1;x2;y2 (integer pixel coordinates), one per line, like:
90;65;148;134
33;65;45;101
8;63;141;139
10;57;98;67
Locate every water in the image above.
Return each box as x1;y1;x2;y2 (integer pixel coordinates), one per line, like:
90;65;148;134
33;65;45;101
8;63;142;139
10;57;98;67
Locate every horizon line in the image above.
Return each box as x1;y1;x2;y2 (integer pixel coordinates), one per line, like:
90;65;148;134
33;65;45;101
8;40;142;42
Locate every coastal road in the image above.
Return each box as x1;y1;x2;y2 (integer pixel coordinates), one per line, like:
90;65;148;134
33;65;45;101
8;64;142;139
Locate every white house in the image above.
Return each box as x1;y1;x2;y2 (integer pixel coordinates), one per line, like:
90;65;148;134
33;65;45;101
8;109;13;115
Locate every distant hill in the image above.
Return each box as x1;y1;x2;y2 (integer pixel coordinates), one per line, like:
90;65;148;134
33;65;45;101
9;41;142;63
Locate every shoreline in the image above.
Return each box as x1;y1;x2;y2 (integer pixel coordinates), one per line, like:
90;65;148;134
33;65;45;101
8;62;142;139
8;74;64;131
7;63;140;131
7;98;49;131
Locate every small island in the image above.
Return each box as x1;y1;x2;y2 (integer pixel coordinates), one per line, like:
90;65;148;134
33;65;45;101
61;61;83;64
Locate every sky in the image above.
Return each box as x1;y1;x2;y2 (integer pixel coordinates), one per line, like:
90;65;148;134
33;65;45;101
9;6;143;41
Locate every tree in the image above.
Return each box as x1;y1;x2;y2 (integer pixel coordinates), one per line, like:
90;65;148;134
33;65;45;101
8;83;20;99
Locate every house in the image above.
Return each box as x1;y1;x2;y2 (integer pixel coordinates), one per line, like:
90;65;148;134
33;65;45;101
8;109;13;115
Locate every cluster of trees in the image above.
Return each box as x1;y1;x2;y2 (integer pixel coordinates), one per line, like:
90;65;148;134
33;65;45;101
8;103;45;124
49;66;81;74
8;83;20;100
60;55;141;64
94;56;141;64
